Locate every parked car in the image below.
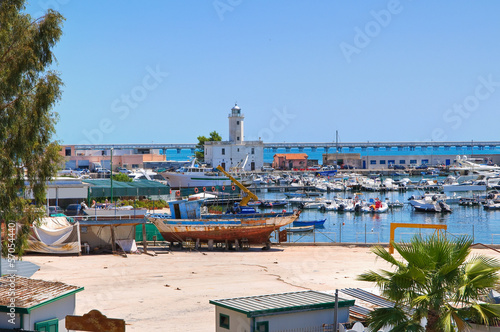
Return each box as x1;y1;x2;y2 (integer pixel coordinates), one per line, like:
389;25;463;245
65;204;87;216
96;168;111;175
117;167;132;174
261;166;274;172
48;206;64;216
415;164;428;170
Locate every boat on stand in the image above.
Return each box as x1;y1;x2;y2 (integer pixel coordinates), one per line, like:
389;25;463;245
146;165;300;249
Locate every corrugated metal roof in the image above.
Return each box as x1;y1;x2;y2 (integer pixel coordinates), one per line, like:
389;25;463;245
0;276;83;313
83;179;170;197
210;290;354;318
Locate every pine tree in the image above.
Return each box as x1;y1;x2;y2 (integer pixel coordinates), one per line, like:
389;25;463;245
0;0;64;256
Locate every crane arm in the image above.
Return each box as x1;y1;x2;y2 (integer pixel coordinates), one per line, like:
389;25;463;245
216;165;258;206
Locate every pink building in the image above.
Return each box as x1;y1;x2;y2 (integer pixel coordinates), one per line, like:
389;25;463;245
59;145;166;170
272;153;308;170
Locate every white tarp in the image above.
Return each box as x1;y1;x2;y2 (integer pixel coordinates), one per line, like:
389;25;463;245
116;239;138;253
27;217;81;254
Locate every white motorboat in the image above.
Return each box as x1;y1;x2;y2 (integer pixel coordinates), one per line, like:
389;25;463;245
361;200;389;213
483;200;500;210
408;195;452;213
163;159;239;188
84;203;148;218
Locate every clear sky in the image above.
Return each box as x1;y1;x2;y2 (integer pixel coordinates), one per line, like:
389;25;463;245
25;0;500;145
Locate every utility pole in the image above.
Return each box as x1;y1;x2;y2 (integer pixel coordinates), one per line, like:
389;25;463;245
110;147;113;204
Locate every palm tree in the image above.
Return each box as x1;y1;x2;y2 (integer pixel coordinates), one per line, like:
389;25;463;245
358;234;500;332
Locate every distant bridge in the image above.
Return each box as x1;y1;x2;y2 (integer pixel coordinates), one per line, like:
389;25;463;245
73;141;500;153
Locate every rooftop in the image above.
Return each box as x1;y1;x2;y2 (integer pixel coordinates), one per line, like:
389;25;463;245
210;290;354;318
0;276;83;313
274;153;308;159
83;179;170;197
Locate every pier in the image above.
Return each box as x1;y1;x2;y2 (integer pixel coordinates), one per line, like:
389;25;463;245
73;141;500;153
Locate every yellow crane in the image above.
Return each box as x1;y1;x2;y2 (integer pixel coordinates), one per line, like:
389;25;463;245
216;165;258;206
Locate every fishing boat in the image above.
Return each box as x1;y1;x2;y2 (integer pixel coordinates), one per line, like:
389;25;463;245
293;219;326;226
147;199;299;246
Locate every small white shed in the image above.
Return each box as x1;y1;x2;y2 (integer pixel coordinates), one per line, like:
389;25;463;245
0;276;83;331
210;290;355;332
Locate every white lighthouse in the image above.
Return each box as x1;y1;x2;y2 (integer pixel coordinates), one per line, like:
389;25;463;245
228;104;244;143
204;104;264;172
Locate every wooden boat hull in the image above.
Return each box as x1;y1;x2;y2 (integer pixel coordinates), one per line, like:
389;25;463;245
149;213;299;244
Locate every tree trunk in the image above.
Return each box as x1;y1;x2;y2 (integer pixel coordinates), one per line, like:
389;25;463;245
426;310;441;332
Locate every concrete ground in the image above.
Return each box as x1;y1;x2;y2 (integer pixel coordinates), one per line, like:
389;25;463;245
24;245;500;331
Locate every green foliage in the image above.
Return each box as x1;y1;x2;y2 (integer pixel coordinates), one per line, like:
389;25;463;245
112;173;133;182
195;130;222;161
0;1;64;256
358;234;500;331
120;199;167;210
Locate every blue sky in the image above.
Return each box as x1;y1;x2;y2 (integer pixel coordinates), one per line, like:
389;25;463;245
26;1;500;145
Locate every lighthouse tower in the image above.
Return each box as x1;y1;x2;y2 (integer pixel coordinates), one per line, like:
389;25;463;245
228;104;244;144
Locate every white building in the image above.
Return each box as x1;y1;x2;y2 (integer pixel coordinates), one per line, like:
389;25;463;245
204;104;264;172
210;290;354;332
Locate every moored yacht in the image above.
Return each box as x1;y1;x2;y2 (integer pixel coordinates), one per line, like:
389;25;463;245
163;159;239;189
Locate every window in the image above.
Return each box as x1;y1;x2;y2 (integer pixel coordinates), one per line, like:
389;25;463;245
256;321;269;332
236;121;240;125
380;160;386;165
399;160;406;164
237;136;240;141
422;159;429;164
65;147;71;156
410;160;417;164
370;160;377;165
237;148;240;152
251;148;255;155
222;148;225;155
219;314;230;329
34;318;58;332
388;160;395;165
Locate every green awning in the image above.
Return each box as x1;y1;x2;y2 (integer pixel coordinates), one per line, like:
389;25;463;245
83;179;170;198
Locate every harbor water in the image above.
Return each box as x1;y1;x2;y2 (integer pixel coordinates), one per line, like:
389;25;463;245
158;148;500;245
254;189;499;245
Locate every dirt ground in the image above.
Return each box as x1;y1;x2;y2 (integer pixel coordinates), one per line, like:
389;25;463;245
24;245;500;331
